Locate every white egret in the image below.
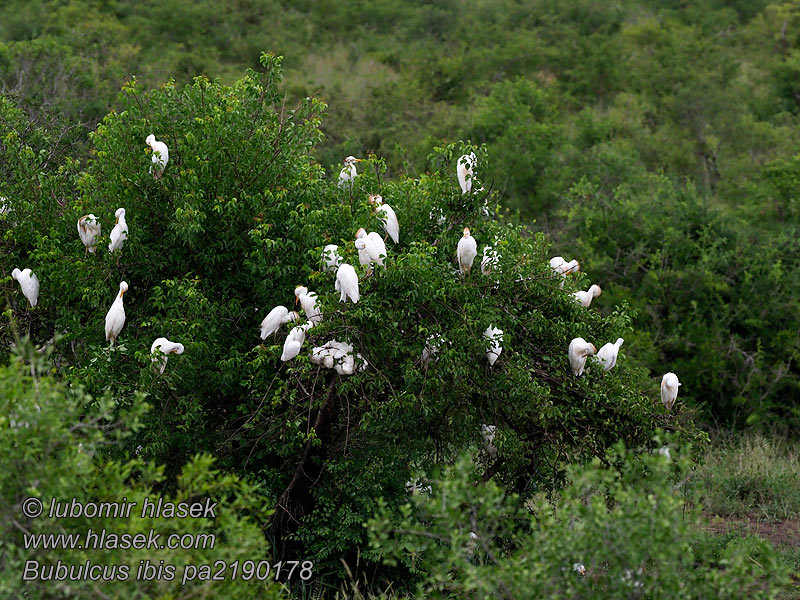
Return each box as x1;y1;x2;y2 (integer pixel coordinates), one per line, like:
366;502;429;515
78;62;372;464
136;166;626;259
146;134;169;178
150;337;185;374
369;194;399;244
105;281;128;344
484;325;503;366
281;321;314;362
481;424;498;458
595;338;624;371
294;286;322;324
259;306;299;339
573;284;602;308
355;227;386;272
457;227;477;275
480;245;500;275
457;152;476;195
338;156;361;188
568;337;596;377
77;214;101;254
322;244;342;272
311;340;348;369
573;563;587;577
108;208;128;253
335;263;359;303
550;256;580;287
466;531;479;558
660;372;681;410
11;268;39;307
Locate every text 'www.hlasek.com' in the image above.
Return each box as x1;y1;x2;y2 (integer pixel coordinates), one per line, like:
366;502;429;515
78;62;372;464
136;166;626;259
19;496;313;585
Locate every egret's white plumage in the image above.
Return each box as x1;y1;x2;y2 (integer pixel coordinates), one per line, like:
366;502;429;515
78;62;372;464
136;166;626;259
595;338;624;371
457;152;476;195
146;134;169;178
108;208;128;253
105;281;128;344
481;424;498;458
550;256;580;287
294;286;322;324
150;337;185;374
457;228;478;275
568;337;596;377
370;195;399;244
322;244;342;272
355;228;386;270
481;245;500;275
281;321;314;362
259;306;299;339
338;156;361;188
573;284;602;307
11;268;39;307
484;325;503;366
77;214;101;254
661;372;681;410
335;263;359;303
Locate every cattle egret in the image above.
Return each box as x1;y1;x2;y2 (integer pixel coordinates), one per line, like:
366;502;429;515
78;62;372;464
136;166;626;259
259;306;299;339
335;263;360;303
484;325;503;366
77;214;101;254
11;268;39;307
281;321;314;362
146;134;169;178
150;337;185;374
457;228;478;274
568;337;596;376
322;244;342;272
574;284;602;307
661;372;681;410
338;156;361;188
355;227;386;273
108;208;128;253
481;424;498;458
573;563;587;577
595;338;624;371
294;286;322;324
369;194;400;244
481;245;500;275
105;281;128;344
550;256;580;287
457;152;476;194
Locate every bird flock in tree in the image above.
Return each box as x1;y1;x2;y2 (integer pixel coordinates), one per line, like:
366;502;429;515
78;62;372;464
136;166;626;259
6;138;682;408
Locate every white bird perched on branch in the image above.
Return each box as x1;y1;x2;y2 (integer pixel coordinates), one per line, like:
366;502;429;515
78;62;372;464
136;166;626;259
281;321;314;362
311;340;349;369
484;325;503;366
661;372;681;410
150;337;185;374
568;337;596;376
322;244;342;272
11;268;39;308
457;152;476;195
108;208;128;253
595;338;624;371
294;286;322;324
355;227;386;273
369;194;399;243
77;214;101;254
338;156;361;188
481;424;498;458
481;245;500;275
421;334;446;368
550;256;580;287
335;263;359;303
146;134;169;178
457;228;477;275
105;281;128;344
259;306;299;339
573;284;602;307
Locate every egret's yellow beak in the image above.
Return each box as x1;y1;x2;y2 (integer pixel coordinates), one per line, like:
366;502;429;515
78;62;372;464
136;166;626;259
120;290;125;297
295;296;299;306
115;218;119;224
355;158;363;162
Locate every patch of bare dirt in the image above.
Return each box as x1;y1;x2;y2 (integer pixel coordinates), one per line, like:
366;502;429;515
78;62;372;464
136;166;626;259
704;513;800;548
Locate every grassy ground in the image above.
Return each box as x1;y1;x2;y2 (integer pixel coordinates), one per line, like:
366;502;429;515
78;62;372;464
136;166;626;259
695;432;800;599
